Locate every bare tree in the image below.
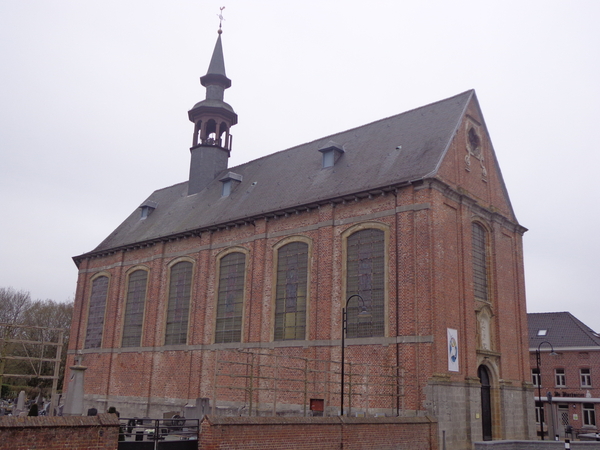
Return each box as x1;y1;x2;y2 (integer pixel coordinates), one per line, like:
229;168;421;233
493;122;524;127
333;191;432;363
0;288;72;397
0;288;32;390
0;288;32;324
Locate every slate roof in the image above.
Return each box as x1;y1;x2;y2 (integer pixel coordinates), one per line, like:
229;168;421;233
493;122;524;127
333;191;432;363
78;90;478;259
528;312;600;350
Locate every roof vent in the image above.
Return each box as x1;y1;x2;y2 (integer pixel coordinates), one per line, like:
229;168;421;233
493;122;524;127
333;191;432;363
318;141;344;168
139;200;158;219
220;172;243;197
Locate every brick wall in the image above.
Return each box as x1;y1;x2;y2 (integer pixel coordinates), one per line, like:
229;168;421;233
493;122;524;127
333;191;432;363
0;414;119;450
528;348;600;435
199;415;438;450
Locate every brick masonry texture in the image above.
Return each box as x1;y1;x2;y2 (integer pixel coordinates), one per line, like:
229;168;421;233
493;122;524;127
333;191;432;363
199;415;438;450
67;97;534;450
528;347;600;435
0;414;119;450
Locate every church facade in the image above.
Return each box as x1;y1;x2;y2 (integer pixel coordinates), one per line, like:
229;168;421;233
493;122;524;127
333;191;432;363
67;30;535;449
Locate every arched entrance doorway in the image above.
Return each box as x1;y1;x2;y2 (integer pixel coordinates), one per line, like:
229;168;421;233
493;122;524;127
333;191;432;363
478;365;493;440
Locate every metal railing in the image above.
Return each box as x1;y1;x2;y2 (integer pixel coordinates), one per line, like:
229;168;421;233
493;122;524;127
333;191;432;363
118;418;199;449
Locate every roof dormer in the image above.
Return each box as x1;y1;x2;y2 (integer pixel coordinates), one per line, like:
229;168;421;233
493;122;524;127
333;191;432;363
318;141;344;168
220;172;243;197
139;200;158;219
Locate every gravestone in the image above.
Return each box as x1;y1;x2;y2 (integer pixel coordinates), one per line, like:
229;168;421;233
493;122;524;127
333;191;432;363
13;391;26;416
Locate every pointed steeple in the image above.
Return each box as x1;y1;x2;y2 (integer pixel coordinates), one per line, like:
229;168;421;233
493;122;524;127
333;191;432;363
187;28;238;196
200;32;231;91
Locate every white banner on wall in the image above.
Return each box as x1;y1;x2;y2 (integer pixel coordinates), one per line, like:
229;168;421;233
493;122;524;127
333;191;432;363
447;328;459;372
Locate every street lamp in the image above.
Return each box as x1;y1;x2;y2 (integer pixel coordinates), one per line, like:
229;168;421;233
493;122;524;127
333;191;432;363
535;341;558;440
340;294;370;416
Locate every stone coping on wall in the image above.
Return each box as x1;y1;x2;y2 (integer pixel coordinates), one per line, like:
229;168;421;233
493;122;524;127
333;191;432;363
0;413;120;428
474;440;600;450
203;415;437;426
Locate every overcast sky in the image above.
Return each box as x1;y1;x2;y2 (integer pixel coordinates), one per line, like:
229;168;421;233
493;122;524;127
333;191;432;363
1;1;599;332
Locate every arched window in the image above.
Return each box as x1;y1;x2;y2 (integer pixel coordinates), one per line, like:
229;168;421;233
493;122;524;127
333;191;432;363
84;275;109;349
346;228;385;338
215;252;246;343
274;241;308;341
122;269;148;347
472;223;489;302
165;261;193;345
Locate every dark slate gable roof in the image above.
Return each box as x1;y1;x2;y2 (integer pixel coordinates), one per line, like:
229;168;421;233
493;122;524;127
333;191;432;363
528;312;600;349
82;90;475;257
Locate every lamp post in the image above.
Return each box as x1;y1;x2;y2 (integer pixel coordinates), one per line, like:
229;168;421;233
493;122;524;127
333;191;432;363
340;294;370;416
535;341;558;440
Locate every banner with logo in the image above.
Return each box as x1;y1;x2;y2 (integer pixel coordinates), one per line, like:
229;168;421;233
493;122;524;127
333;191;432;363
447;328;459;372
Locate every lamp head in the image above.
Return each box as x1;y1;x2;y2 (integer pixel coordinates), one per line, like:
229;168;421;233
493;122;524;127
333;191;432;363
358;306;371;317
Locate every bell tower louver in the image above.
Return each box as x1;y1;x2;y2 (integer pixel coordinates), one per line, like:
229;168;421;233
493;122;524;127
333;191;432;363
187;27;238;196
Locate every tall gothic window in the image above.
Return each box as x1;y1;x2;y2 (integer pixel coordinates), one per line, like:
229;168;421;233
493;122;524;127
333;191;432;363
215;252;246;343
85;276;109;349
165;261;193;345
472;223;489;302
122;269;148;347
346;228;385;338
274;241;308;341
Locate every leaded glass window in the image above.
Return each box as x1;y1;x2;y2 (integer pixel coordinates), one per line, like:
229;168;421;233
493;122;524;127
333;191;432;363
215;252;246;343
165;261;193;345
122;270;148;347
274;242;308;341
472;223;489;302
346;228;385;338
85;276;108;349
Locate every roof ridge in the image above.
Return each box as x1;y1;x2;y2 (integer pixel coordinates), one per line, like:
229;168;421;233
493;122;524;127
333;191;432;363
566;312;600;345
225;89;476;173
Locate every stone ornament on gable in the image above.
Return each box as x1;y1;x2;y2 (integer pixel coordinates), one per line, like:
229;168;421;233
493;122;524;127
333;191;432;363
465;126;487;181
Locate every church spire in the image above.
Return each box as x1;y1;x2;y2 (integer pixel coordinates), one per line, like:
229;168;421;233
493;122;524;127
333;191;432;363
200;32;231;93
187;17;238;196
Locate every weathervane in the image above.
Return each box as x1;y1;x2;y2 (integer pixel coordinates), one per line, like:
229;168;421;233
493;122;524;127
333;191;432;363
217;6;225;34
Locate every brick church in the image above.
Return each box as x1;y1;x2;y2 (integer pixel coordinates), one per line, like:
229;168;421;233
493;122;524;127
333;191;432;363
67;28;535;449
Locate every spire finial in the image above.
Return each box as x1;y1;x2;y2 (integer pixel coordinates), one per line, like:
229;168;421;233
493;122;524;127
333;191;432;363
217;6;225;34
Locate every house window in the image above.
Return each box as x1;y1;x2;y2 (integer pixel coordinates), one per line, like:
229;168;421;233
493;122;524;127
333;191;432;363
535;401;544;424
472;223;489;302
583;403;596;426
532;368;540;388
215;252;246;343
555;368;566;387
122;270;148;347
274;241;308;341
84;276;109;349
165;261;193;345
581;368;592;387
346;228;385;338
